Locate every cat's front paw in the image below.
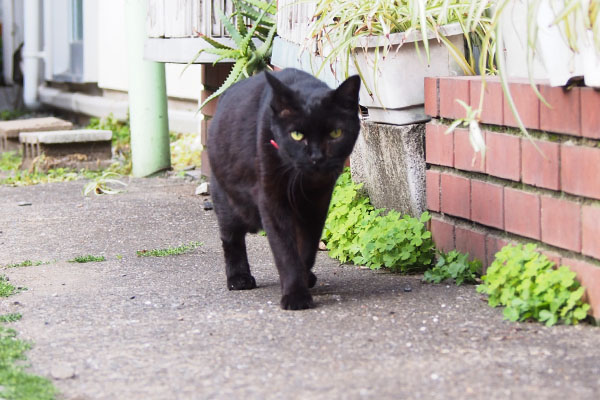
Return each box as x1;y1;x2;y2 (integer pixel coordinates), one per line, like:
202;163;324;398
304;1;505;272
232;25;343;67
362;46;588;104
280;290;314;310
227;274;257;290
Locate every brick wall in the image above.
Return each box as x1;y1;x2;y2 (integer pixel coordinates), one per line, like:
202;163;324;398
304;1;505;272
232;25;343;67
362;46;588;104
425;76;600;319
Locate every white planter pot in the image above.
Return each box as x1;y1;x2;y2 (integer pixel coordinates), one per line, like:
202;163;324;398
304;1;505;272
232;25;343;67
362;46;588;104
351;23;465;125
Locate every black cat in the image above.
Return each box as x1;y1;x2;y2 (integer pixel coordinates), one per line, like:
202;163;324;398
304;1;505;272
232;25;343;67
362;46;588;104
208;68;361;310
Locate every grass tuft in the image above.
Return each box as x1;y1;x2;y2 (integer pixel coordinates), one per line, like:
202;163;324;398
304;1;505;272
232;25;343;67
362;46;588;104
68;255;106;263
0;313;22;323
0;276;16;297
3;260;48;269
137;241;202;258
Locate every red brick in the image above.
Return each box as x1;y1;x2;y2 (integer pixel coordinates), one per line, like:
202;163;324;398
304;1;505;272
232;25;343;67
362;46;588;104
582;205;600;260
426;170;441;212
454;128;485;173
540;250;562;267
540;85;581;136
471;180;503;229
504;188;540;240
581;87;600;139
503;80;540;130
470;77;503;126
521;138;560;191
561;144;600;200
439;77;470;119
485;131;521;181
455;226;487;264
424;77;439;117
541;196;581;252
425;123;453;167
562;258;600;320
486;235;511;270
440;173;470;219
431;217;455;253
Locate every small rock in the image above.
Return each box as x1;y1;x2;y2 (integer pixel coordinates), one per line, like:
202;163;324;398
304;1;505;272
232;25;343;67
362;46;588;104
17;202;32;206
51;363;76;380
185;170;203;181
195;182;210;195
318;241;327;251
203;200;213;210
403;284;412;292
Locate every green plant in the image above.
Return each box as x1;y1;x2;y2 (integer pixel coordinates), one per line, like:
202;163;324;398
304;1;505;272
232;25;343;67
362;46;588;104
170;132;203;170
0;313;22;323
323;170;435;272
477;244;590;326
191;0;277;109
136;241;202;257
0;276;16;297
0;151;22;171
2;260;48;269
423;250;482;285
83;171;127;196
87;114;132;175
0;109;27;120
0;325;57;399
68;255;106;263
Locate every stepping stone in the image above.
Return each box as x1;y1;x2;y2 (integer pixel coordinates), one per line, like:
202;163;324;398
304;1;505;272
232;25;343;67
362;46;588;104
20;129;113;170
0;117;73;152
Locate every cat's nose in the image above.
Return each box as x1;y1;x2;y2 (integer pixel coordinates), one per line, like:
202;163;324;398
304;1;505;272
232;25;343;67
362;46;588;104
310;153;324;164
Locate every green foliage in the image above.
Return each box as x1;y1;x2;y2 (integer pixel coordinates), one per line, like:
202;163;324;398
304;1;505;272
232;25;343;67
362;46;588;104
86;114;132;175
170;132;203;171
68;255;106;263
192;0;277;109
2;260;48;269
0;276;15;297
323;170;434;272
423;250;482;285
0;152;22;171
0;325;57;400
0;109;27;121
0;313;22;323
477;244;590;326
136;241;202;258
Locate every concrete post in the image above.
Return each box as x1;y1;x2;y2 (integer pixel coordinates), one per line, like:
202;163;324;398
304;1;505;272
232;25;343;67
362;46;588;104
126;0;171;177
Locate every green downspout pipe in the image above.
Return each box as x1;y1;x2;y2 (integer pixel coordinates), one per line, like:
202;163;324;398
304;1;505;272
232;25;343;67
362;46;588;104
125;0;171;177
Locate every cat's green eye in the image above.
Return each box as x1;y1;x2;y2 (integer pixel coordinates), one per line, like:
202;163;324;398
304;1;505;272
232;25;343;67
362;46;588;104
290;131;304;141
330;129;343;139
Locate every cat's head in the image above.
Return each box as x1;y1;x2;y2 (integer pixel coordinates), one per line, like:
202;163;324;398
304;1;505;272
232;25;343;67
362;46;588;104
265;71;361;176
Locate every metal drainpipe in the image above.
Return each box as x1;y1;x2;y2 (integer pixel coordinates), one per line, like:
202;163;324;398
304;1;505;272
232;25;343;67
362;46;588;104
23;0;43;109
125;0;171;177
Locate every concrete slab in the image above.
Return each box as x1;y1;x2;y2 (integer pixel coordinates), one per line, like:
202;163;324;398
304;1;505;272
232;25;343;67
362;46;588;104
0;178;598;399
19;129;112;144
0;117;73;152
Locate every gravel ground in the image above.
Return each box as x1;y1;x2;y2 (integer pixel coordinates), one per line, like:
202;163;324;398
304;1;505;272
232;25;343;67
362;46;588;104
1;178;599;400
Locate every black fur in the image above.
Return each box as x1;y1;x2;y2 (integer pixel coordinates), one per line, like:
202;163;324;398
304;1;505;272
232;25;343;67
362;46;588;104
208;68;361;310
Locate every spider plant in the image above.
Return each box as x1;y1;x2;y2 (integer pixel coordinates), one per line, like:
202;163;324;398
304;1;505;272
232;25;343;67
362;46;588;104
190;0;277;109
83;172;127;196
306;0;495;97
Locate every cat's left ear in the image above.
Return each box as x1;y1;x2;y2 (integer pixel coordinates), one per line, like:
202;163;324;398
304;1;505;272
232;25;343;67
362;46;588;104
333;75;361;111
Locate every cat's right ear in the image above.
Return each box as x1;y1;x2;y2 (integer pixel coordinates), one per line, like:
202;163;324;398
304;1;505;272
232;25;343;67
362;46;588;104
265;71;297;118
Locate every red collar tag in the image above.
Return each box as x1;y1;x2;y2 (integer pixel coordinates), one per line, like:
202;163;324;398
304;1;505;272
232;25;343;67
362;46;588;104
270;139;279;150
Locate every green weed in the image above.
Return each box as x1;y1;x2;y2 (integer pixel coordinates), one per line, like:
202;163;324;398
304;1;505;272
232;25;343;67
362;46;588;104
137;241;202;257
0;151;22;171
323;170;434;273
0;313;22;323
68;255;106;263
477;244;590;326
2;260;48;269
0;276;16;297
0;325;57;399
423;250;482;285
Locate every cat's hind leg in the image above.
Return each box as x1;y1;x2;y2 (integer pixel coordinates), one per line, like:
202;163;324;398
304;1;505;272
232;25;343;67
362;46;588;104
211;178;257;290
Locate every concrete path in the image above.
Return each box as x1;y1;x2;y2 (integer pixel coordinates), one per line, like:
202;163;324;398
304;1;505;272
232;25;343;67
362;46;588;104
1;178;599;400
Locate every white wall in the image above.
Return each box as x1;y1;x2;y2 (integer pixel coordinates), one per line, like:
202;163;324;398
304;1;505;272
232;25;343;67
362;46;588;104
97;0;202;100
